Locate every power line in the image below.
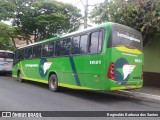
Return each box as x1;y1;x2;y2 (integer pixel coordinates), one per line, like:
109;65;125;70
73;0;81;6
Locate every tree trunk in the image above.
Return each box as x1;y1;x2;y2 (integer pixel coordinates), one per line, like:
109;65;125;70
11;37;16;48
26;39;29;45
28;39;33;44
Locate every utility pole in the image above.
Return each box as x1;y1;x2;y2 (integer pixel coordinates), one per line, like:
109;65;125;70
84;0;88;29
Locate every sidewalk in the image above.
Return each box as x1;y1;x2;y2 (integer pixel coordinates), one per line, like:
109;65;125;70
115;86;160;103
138;86;160;96
130;86;160;103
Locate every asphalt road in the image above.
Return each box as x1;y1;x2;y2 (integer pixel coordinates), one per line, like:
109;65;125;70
0;75;160;120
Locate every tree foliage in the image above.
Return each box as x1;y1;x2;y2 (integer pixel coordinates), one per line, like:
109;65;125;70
0;0;16;21
90;0;160;46
0;22;16;50
1;0;81;43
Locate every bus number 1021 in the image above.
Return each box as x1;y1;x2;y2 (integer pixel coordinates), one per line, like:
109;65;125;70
90;60;101;64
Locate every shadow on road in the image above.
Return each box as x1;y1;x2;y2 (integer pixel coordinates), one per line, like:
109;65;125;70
18;80;49;90
19;79;140;104
59;87;138;102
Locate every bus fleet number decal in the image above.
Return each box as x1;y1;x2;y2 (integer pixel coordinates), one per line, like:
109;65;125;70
90;60;101;64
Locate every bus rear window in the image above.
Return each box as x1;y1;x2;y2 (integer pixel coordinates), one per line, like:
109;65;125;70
0;52;13;58
108;25;143;51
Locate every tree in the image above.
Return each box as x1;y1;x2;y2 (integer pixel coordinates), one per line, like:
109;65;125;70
90;0;160;46
0;0;16;21
4;0;81;43
0;22;16;50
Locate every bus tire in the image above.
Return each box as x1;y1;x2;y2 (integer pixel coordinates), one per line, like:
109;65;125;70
18;71;23;82
49;74;59;92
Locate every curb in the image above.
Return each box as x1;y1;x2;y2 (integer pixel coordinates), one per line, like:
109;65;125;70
117;90;160;103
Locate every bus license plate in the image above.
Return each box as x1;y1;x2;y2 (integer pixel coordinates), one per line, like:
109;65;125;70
125;85;132;89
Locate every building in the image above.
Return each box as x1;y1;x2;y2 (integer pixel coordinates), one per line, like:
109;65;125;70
14;36;35;48
143;38;160;87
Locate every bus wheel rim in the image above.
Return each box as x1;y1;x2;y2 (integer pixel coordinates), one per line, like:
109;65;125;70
19;73;22;81
51;78;56;88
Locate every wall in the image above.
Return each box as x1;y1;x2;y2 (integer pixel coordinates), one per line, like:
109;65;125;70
143;38;160;87
144;38;160;73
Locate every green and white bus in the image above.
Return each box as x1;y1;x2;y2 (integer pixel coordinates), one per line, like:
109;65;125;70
12;22;143;92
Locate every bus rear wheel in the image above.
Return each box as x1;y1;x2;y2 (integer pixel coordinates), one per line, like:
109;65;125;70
49;74;58;92
18;71;23;82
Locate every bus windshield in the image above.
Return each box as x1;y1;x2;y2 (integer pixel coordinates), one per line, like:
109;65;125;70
0;52;13;59
108;24;143;51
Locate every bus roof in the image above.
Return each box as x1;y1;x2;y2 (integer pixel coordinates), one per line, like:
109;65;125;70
0;50;13;53
17;22;115;49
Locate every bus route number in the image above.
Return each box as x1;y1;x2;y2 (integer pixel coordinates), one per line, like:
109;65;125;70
90;60;101;64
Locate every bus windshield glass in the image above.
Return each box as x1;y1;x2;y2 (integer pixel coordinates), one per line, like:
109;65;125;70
108;24;143;51
0;52;13;59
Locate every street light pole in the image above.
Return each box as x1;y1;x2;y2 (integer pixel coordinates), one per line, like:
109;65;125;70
84;0;88;29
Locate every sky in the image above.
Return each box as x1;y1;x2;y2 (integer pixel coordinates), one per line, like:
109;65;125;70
56;0;105;16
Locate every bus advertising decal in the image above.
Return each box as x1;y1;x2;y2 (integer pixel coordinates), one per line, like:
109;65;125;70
114;58;136;85
122;64;136;80
117;32;140;42
39;58;53;78
115;46;142;54
25;64;38;68
69;57;81;86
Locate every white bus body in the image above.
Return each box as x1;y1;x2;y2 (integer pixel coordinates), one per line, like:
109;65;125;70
0;50;13;73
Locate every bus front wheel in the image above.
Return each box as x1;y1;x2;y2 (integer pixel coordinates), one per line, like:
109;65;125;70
49;74;58;92
18;71;23;82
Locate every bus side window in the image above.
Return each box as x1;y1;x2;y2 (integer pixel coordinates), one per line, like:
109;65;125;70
89;31;103;54
72;36;80;54
42;42;54;57
55;41;62;56
25;47;32;59
14;50;19;61
62;38;71;56
18;49;24;60
32;45;42;58
98;31;103;53
80;34;88;54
